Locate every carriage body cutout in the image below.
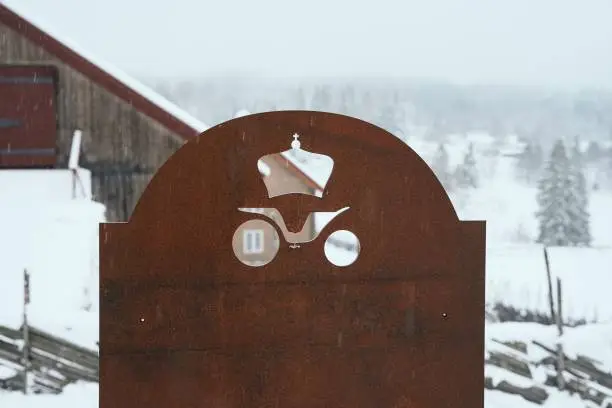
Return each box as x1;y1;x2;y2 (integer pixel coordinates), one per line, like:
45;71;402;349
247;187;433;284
236;133;355;261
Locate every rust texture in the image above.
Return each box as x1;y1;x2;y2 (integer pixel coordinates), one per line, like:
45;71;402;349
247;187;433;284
100;111;486;408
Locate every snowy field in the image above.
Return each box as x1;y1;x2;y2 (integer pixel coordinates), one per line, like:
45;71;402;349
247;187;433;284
0;383;98;408
487;245;612;322
0;170;102;349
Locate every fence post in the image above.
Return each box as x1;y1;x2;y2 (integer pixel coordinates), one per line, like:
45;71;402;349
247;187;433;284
556;277;565;390
543;247;556;324
22;269;30;395
69;129;86;199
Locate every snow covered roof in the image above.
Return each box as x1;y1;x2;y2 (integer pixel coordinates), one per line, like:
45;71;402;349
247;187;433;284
0;1;208;137
235;110;327;191
280;150;329;192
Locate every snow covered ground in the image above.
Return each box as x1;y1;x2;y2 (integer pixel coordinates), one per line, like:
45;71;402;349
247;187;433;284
485;321;612;408
0;383;98;408
0;169;103;349
0;169;103;405
487;245;612;322
485;387;592;408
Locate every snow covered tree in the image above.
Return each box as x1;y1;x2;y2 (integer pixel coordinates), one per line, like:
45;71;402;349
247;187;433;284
338;84;356;115
536;139;591;247
609;150;612;190
358;90;375;120
567;141;591;246
512;222;532;243
311;85;332;111
454;142;478;188
536;140;573;246
376;103;403;138
515;141;544;184
291;86;308;109
431;143;453;192
585;140;603;163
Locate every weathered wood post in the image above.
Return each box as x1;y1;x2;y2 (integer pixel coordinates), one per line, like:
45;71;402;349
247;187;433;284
22;269;30;395
544;246;556;323
100;111;486;408
556;277;565;390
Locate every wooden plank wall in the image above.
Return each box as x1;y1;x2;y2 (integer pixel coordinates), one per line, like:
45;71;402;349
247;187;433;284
0;21;184;221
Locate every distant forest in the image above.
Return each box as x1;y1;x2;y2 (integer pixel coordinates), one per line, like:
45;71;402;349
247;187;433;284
146;76;612;147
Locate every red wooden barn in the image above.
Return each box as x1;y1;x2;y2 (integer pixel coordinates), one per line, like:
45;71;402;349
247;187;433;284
0;2;328;222
0;2;207;220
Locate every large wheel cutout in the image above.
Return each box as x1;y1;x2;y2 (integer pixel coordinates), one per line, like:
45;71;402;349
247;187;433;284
324;230;360;266
232;219;280;267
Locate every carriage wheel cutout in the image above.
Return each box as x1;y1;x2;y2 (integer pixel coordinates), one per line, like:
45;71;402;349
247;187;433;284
232;218;280;267
324;229;360;266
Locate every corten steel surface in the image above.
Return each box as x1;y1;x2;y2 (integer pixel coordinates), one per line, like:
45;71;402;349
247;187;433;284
0;65;58;167
100;111;486;408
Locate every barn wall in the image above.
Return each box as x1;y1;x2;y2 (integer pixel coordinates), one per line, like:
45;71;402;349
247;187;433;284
0;21;185;221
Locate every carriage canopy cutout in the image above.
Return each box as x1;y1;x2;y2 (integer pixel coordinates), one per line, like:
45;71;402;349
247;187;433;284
258;133;335;198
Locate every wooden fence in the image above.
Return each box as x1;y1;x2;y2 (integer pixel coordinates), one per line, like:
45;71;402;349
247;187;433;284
0;324;98;394
487;337;612;406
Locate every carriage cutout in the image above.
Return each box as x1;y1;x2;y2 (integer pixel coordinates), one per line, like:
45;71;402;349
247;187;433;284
233;133;360;267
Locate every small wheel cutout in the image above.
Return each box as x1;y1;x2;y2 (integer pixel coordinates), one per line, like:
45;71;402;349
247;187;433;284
324;230;360;267
232;219;280;267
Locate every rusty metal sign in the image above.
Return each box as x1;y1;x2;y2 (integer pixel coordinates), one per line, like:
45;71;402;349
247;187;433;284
100;111;485;408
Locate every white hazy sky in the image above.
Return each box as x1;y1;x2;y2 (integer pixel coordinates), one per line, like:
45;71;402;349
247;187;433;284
5;0;612;90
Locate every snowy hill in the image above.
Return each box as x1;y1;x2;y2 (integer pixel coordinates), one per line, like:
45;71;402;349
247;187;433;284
409;134;612;247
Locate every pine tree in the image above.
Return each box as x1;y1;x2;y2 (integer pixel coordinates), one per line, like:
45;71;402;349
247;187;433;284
431;143;453;192
516;141;544;184
585;141;603;163
607;146;612;190
534;143;544;170
536;140;575;246
338;85;356;115
376;104;403;137
311;85;332;111
292;86;308;109
567;141;591;246
454;143;478;188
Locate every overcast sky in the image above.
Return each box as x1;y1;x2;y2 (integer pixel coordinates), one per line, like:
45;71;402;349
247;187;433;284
5;0;612;90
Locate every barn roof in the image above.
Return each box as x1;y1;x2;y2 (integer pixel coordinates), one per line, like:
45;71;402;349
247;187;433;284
0;1;208;139
234;109;326;192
